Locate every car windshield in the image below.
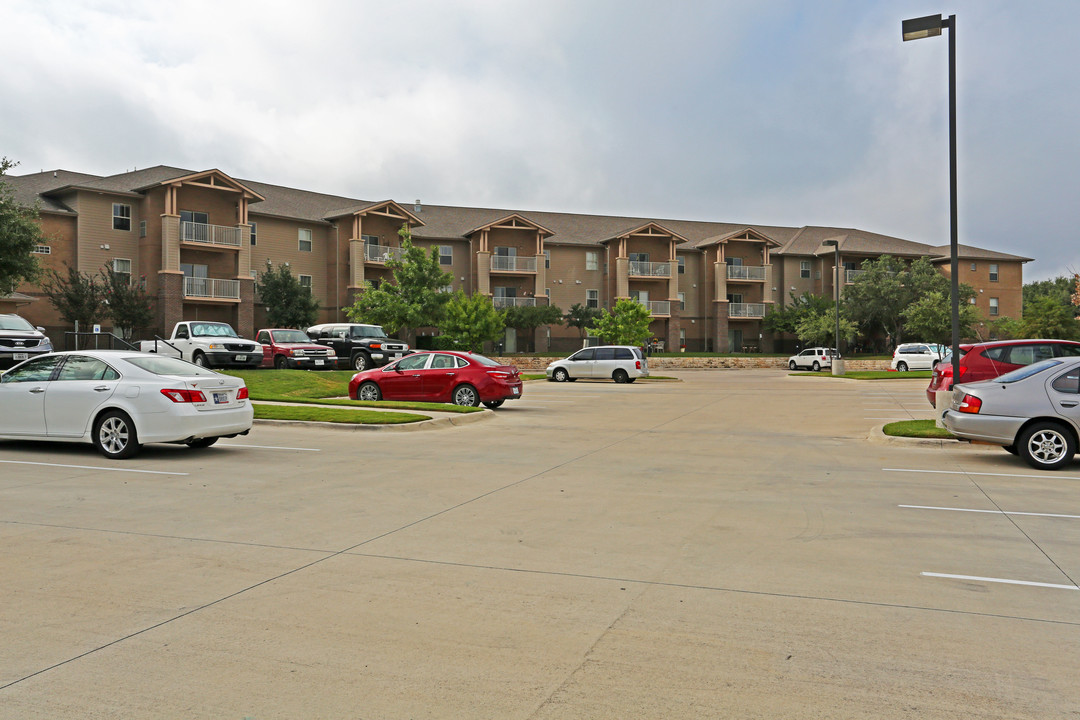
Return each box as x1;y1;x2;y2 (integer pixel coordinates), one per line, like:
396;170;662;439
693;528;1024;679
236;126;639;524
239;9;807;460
352;325;387;338
0;315;35;332
122;355;219;377
273;330;311;343
994;358;1062;384
190;323;239;338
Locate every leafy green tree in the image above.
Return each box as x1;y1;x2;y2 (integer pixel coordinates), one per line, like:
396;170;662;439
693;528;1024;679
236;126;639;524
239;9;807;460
1020;296;1080;339
41;264;108;329
1023;275;1079;317
795;309;857;347
990;316;1024;340
843;255;954;348
764;291;835;336
345;224;452;342
439;291;505;352
502;303;564;352
101;267;155;340
564;303;601;339
0;157;44;294
588;298;653;346
900;288;980;345
256;260;320;328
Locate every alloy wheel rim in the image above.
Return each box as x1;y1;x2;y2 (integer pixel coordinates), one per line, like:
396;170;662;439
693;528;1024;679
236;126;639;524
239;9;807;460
100;417;128;454
360;385;378;401
1030;430;1066;464
456;387;475;405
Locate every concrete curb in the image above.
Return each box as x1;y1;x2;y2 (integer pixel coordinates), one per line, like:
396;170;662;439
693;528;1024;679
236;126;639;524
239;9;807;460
254;409;492;432
867;423;988;452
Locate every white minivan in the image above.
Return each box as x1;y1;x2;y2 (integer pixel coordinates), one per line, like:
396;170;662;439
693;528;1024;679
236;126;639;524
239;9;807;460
546;345;649;383
891;343;945;371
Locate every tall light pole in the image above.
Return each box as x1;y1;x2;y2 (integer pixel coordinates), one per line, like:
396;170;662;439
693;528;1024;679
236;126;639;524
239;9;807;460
823;239;843;375
903;13;960;384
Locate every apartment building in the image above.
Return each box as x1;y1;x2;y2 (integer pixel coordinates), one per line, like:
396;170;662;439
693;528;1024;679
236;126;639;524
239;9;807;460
6;166;1031;352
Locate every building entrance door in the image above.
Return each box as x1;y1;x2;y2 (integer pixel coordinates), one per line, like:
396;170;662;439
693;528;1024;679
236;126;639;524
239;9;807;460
728;329;743;352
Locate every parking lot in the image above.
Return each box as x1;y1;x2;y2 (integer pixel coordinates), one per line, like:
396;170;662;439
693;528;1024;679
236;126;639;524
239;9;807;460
2;370;1078;718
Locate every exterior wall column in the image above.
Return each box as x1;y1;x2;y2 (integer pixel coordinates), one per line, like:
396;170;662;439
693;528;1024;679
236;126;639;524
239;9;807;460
237;223;252;280
349;239;366;288
763;264;774;304
714;302;730;353
157;270;184;337
161;214;180;272
714;260;728;302
477;230;491;296
236;278;255;339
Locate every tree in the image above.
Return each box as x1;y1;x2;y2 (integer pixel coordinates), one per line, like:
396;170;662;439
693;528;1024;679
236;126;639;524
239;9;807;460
101;267;155;340
1020;296;1080;339
439;291;505;352
0;157;44;294
345;224;452;342
990;316;1025;340
843;255;957;349
565;303;601;339
256;260;320;328
1023;275;1079;317
502;303;564;352
588;298;653;346
764;291;835;336
795;309;857;347
41;264;108;329
900;288;980;345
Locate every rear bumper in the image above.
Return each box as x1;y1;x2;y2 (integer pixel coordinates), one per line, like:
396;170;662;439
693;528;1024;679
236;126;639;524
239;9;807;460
136;403;255;443
941;410;1023;446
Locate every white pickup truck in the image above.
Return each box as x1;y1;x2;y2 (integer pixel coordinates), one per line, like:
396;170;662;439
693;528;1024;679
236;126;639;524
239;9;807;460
140;321;263;369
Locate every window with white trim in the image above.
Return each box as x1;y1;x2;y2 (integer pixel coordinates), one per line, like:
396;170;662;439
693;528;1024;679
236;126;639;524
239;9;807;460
989;297;999;316
586;251;599;271
989;263;999;282
800;261;811;279
678;256;685;274
112;258;132;285
678;292;685;310
544;249;550;269
32;245;51;254
139;220;146;238
299;274;312;291
439;245;453;265
249;222;257;246
586;289;599;309
298;228;312;252
112;203;131;231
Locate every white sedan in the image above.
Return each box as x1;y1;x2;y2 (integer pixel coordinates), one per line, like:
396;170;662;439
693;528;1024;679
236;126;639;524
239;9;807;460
0;350;253;459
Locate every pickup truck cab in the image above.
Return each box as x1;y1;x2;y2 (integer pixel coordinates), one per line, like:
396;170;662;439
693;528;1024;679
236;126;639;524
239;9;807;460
140;321;262;369
306;323;411;371
256;328;337;370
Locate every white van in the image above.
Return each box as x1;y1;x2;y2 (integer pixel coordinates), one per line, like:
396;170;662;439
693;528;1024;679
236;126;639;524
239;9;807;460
546;345;649;383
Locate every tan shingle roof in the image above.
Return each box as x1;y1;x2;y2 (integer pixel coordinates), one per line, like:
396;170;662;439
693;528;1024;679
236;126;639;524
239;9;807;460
929;244;1033;263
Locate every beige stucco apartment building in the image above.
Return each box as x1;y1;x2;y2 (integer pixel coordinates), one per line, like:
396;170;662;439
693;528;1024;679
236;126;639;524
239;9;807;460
5;166;1030;352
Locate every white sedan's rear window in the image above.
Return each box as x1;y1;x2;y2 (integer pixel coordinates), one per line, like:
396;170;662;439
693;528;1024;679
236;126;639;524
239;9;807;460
122;356;219;376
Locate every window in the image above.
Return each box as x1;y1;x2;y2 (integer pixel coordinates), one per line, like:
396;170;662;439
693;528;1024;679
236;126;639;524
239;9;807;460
586;251;599;271
56;356;119;382
586;289;599;309
989;263;999;282
970;262;977;271
1052;369;1080;394
438;284;454;293
299;274;312;291
545;288;551;297
678;256;685;274
678;292;685;310
361;234;379;245
249;222;257;246
726;257;742;267
139;220;146;238
629;252;649;263
0;355;63;383
112;203;131;231
989;297;999;316
544;249;550;269
800;261;811;279
439;245;453;266
32;245;50;254
299;228;312;252
112;258;132;284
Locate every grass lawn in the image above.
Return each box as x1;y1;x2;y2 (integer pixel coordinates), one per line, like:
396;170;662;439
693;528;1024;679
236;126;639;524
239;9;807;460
253;404;428;425
882;419;955;439
791;370;931;380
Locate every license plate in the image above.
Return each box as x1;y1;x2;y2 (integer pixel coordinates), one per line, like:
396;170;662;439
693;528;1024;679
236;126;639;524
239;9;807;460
213;392;229;404
314;359;324;366
235;355;247;361
13;353;27;361
512;387;520;395
394;353;402;359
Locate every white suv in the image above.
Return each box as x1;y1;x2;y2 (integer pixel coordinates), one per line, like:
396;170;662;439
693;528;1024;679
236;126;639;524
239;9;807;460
891;343;944;371
546;345;649;383
788;347;839;371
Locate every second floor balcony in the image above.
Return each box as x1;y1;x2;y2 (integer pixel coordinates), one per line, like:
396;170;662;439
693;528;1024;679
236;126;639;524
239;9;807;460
184;277;240;300
726;265;767;281
364;244;404;263
180;221;242;248
493;296;536;309
491;255;537;273
628;260;671;278
845;268;865;284
728;302;766;319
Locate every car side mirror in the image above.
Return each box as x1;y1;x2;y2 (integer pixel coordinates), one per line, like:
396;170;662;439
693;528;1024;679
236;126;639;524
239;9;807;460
36;326;46;333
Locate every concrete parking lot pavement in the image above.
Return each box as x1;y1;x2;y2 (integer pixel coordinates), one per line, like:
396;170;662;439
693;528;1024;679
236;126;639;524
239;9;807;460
2;370;1078;718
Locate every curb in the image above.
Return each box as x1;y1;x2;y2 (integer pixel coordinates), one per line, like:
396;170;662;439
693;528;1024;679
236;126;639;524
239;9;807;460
254;409;492;432
867;424;987;451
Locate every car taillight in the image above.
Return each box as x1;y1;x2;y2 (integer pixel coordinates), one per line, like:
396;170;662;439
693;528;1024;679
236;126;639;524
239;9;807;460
635;360;641;369
487;370;511;378
237;387;249;400
957;393;982;414
160;388;207;403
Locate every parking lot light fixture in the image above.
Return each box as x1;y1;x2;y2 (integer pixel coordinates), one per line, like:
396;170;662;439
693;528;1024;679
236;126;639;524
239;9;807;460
823;239;843;375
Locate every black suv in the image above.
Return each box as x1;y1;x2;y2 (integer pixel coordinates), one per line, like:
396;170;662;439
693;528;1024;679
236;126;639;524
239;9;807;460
0;314;54;370
306;323;411;371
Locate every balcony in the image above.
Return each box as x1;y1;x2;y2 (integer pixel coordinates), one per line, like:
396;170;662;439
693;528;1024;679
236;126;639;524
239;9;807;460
491;255;536;273
728;302;766;319
493;296;536;309
180;221;242;248
184;277;240;300
845;269;865;284
647;300;670;316
364;244;403;263
726;265;767;281
628;261;671;278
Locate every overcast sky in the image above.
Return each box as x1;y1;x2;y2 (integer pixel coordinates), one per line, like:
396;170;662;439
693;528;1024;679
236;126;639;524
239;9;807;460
2;0;1077;281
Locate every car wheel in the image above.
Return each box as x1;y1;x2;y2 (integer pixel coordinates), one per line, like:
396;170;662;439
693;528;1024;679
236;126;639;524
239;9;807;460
452;383;480;406
93;410;140;459
1003;444;1018;456
187;437;219;449
1018;422;1076;470
812;361;820;372
613;369;629;384
193;352;208;368
274;355;288;370
357;381;382;402
552;367;569;382
788;360;797;370
483;399;505;409
352;352;371;372
897;361;908;372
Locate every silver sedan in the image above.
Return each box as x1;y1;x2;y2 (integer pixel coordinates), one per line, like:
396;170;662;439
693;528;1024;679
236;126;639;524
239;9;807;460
942;357;1080;470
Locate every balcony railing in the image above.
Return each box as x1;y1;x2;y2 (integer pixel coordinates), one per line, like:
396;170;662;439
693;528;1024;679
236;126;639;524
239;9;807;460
180;221;242;247
728;302;766;318
845;269;865;283
726;265;767;281
628;260;671;277
184;277;240;300
491;255;537;273
647;300;671;316
364;244;403;263
493;296;536;309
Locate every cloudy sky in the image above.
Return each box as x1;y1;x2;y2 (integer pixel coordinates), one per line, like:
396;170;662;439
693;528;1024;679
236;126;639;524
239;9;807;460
2;0;1076;280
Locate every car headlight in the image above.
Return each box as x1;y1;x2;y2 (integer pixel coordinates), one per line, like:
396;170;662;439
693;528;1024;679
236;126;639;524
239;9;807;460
293;349;306;356
208;343;224;350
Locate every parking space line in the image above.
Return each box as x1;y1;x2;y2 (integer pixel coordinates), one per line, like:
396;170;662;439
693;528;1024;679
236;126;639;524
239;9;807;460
0;460;188;476
900;505;1080;520
217;443;320;451
884;468;1080;481
922;572;1079;590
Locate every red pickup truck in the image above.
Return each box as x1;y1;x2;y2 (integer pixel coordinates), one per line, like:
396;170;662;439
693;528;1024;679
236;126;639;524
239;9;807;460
256;328;337;370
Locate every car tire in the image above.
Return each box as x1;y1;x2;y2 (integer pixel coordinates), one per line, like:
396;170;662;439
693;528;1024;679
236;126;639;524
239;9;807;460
187;437;219;449
274;355;288;370
812;361;820;372
452;383;480;406
552;367;569;382
566;377;577;382
1018;421;1076;470
93;410;140;460
352;352;371;372
626;378;636;383
613;369;629;384
357;381;382;402
483;399;505;409
897;361;908;372
789;360;797;370
1003;444;1018;456
193;352;208;368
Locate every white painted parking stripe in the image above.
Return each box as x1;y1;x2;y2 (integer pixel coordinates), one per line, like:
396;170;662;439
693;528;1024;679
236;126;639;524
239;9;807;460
884;468;1080;481
218;443;320;452
900;505;1080;520
0;460;187;476
922;572;1079;590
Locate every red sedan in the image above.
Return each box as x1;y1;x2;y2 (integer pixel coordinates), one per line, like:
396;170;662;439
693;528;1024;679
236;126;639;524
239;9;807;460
926;338;1080;407
349;351;523;408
